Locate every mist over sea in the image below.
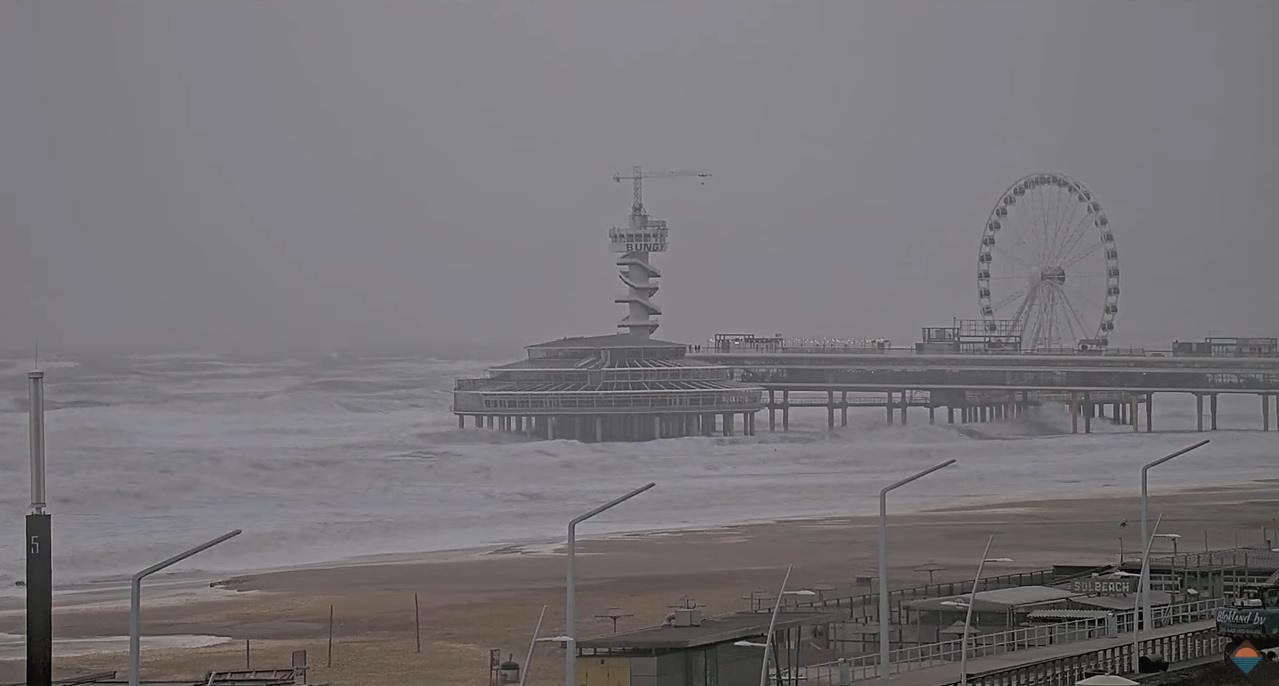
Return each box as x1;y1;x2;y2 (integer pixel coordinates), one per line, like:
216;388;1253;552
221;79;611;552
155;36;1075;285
1;349;1276;596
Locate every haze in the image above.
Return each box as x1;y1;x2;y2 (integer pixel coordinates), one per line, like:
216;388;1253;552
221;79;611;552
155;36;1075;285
1;0;1276;357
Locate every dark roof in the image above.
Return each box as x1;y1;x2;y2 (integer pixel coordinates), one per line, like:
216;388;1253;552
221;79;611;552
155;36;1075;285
575;610;846;651
908;586;1081;612
526;333;686;349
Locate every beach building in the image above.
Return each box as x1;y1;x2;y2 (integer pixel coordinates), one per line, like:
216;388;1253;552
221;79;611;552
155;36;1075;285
573;609;844;686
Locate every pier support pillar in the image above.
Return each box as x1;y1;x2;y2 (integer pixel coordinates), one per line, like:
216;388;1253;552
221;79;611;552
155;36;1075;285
947;406;954;424
1211;394;1219;430
841;391;848;426
1146;394;1154;433
886;392;894;425
929;405;935;425
1196;394;1204;432
596;417;604;442
458;415;465;429
769;390;776;432
782;391;790;432
654;415;663;440
722;412;732;436
900;393;907;424
747;412;756;436
827;390;835;430
1264;394;1272;432
1069;392;1079;433
1083;392;1092;434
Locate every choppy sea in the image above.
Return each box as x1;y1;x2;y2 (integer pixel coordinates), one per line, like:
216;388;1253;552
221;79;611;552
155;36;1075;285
1;350;1275;597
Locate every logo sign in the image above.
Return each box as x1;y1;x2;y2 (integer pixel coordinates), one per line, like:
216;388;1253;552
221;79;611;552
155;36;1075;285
1218;608;1268;625
1069;578;1137;594
625;242;667;252
1231;640;1262;674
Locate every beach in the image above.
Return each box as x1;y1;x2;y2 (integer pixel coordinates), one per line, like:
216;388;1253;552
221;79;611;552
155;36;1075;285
2;482;1275;685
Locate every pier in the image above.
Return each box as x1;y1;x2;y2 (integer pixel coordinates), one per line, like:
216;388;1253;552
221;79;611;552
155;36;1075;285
688;333;1279;434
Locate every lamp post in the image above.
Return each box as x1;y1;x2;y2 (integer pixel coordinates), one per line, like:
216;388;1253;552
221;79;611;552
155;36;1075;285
518;605;548;686
740;564;816;686
879;460;956;680
1141;441;1208;637
26;369;52;686
565;482;655;686
130;529;242;686
1155;532;1180;556
1133;513;1164;674
952;535;1012;686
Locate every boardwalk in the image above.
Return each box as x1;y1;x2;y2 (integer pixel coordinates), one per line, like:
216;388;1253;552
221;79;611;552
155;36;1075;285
804;619;1215;685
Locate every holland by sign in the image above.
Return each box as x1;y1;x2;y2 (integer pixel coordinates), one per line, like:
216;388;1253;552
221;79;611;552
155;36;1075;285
1218;607;1267;625
1069;578;1137;594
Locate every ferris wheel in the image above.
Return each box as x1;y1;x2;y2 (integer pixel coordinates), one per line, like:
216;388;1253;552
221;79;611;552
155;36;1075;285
978;173;1119;350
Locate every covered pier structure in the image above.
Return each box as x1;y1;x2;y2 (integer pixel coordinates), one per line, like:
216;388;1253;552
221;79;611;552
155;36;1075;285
688;340;1279;434
452;334;764;441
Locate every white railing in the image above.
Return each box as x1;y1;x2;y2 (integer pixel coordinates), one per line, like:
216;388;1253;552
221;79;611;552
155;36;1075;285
802;626;1226;686
804;597;1223;681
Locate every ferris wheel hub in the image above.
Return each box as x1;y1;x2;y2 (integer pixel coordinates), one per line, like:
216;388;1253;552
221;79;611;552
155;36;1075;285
1040;266;1066;285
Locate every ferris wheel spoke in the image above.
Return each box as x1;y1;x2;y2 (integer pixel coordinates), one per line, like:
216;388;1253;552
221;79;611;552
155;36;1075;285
1010;282;1040;338
1043;191;1070;263
1048;281;1093;340
1060;278;1109;316
1033;186;1056;266
1045;288;1067;346
1061;240;1105;270
1049;198;1086;266
1044;185;1069;266
992;284;1032;313
992;244;1039;273
1026;285;1050;348
1052;210;1099;267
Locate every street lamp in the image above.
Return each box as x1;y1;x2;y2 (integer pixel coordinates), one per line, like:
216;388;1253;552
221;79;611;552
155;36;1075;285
742;564;816;686
518;605;548;686
879;460;956;680
949;536;1012;686
1141;440;1207;637
1133;513;1165;674
130;529;242;686
1155;533;1180;556
565;483;655;686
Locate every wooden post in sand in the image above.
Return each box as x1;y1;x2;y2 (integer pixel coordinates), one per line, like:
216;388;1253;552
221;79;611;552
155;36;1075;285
327;605;334;667
414;592;421;653
245;639;250;669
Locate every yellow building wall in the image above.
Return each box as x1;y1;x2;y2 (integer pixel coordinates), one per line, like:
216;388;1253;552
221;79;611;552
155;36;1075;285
575;655;630;686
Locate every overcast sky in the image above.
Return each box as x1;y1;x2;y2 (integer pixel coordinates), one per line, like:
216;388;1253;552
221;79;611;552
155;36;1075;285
1;0;1276;356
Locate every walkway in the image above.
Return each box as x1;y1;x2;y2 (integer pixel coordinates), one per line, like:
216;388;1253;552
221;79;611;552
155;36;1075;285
812;619;1215;685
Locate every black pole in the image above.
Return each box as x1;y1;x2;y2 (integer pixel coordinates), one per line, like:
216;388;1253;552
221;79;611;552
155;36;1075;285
26;511;52;686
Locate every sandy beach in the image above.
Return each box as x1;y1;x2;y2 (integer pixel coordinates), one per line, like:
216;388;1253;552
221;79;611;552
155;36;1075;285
1;481;1276;685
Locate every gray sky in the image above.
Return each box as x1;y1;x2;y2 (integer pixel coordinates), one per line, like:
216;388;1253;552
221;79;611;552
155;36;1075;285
1;0;1276;356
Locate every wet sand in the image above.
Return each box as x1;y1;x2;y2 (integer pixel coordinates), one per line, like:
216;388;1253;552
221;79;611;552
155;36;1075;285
2;483;1277;685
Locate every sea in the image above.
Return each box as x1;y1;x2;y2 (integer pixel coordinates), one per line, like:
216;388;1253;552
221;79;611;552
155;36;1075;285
1;349;1276;598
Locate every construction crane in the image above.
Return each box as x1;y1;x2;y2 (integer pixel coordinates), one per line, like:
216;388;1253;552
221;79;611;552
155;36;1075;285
613;165;710;214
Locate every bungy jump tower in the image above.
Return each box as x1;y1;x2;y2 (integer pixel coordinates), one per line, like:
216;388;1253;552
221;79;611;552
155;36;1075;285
451;166;765;441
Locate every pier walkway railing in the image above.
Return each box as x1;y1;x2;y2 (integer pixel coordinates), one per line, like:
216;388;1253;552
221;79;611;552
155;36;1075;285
799;597;1223;682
